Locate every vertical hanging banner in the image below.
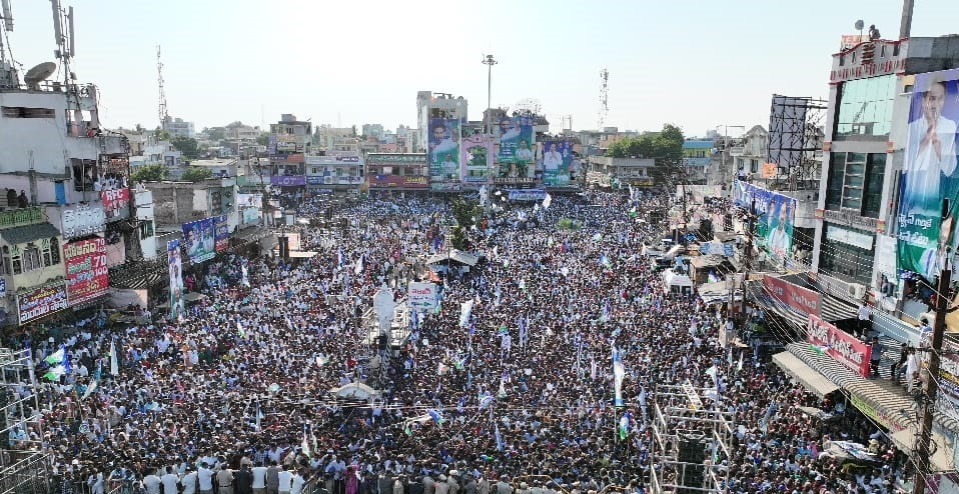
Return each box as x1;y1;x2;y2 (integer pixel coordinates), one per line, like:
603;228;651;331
214;215;230;253
182;217;216;263
496;116;535;179
460;135;493;186
64;237;109;305
428;118;461;185
897;68;959;280
542;140;573;187
167;240;185;321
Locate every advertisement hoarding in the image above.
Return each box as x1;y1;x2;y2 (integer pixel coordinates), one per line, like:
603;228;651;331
167;240;185;321
60;203;106;239
542;140;573;187
897;68;959;281
101;188;130;220
17;281;68;325
64;237;109;305
496;116;535;179
214;215;230;253
762;275;821;318
733;180;797;262
368;175;429;189
182;218;216;263
460;135;493;185
428;119;461;183
806;314;872;377
408;282;439;311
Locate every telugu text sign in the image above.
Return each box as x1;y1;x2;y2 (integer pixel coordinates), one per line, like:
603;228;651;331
807;314;872;377
17;281;69;325
64;237;109;305
763;275;821;318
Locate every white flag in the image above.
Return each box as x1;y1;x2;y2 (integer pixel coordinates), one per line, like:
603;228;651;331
109;340;119;377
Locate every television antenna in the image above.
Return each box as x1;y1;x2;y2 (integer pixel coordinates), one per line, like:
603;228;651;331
598;68;609;129
855;19;864;39
50;0;76;88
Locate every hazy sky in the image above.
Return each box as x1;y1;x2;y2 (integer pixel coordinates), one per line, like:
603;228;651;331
3;0;955;136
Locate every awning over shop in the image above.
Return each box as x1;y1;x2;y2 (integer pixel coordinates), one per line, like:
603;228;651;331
0;222;61;245
748;281;856;326
890;428;955;473
772;351;839;398
108;259;167;289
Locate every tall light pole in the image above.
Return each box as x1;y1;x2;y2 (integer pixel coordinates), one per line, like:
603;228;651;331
482;54;498;135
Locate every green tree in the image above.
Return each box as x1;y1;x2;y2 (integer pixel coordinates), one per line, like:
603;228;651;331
155;128;172;141
180;167;214;182
171;136;200;159
130;164;167;183
449;199;483;250
205;127;226;141
256;134;270;147
649;123;685;186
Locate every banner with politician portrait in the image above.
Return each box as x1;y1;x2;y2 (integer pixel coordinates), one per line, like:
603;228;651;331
733;181;796;262
182;218;216;264
460;135;493;185
428;118;461;183
897;68;959;280
496;116;534;179
542;140;573;187
167;240;185;321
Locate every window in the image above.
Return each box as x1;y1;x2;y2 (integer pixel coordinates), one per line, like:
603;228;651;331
22;244;41;272
835;75;897;139
0;246;7;275
1;107;56;118
826;152;885;215
862;153;886;218
140;220;154;239
819;225;874;286
750;159;759;173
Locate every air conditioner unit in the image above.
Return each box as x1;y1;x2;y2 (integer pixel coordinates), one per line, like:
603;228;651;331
847;283;867;300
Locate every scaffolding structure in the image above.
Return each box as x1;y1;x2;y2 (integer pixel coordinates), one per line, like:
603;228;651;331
766;95;827;190
648;381;736;494
0;347;50;494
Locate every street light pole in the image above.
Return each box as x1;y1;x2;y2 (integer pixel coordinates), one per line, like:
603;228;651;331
482;54;498;135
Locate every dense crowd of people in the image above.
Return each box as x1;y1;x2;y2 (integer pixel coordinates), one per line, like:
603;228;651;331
1;190;918;494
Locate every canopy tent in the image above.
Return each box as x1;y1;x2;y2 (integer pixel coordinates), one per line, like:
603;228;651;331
772;351;840;398
426;249;479;267
330;382;379;401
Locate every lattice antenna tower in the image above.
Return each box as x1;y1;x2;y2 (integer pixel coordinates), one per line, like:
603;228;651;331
157;45;169;129
597;68;609;129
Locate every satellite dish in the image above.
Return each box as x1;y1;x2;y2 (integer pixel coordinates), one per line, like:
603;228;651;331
23;62;56;90
854;20;865;31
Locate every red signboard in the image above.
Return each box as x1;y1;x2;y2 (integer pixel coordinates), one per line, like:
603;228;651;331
763;275;822;317
806;314;872;377
101;188;130;220
367;175;429;189
64;237;109;305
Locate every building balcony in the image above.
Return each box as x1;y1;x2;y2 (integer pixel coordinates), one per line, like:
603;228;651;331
0;207;45;230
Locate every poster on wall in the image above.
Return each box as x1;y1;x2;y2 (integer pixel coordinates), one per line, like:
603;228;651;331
17;281;68;325
64;237;109;305
167;240;185;321
897;68;959;281
182;218;216;263
460;135;493;185
496;116;534;179
542;140;572;187
733;180;797;262
428;118;461;183
214;215;230;253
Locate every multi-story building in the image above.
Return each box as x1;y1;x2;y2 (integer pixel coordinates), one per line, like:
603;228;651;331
305;155;364;194
416;91;468;152
364;153;429;195
269;114;312;199
586;157;655;189
163;116;195;138
682;140;713;184
361;124;385;141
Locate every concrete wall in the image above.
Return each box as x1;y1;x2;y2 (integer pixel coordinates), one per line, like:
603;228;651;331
0;91;99;175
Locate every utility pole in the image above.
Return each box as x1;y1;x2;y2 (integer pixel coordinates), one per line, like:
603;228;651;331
912;202;951;494
738;198;756;323
482;54;498;135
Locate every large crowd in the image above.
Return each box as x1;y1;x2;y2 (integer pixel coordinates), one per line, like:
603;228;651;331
1;190;917;494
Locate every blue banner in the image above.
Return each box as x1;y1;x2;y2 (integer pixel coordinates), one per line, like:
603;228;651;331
182;218;216;264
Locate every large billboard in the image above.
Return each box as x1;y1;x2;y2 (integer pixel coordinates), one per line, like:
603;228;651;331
428;118;461;183
460;135;493;186
64;237;109;305
182;218;216;263
496;116;535;179
542;140;573;187
733;181;797;262
897;68;959;281
167;240;185;321
17;281;68;325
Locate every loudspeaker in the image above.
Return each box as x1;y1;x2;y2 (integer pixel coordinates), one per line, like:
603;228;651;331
677;431;706;494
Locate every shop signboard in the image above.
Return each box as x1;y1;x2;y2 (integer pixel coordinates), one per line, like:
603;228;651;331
182;218;216;263
806;314;872;377
60;202;106;239
763;275;821;318
271;175;307;187
17;281;68;325
64;237;109;305
366;154;427;165
507;189;547;202
368;175;429;189
101;188;130;220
